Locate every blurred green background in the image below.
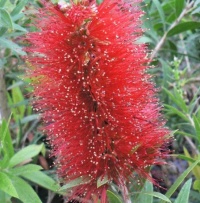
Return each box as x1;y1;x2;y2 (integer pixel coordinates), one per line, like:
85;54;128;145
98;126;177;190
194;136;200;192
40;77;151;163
0;0;200;202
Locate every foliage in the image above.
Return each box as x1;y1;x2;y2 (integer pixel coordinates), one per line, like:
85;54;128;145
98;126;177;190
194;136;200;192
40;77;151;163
0;0;200;202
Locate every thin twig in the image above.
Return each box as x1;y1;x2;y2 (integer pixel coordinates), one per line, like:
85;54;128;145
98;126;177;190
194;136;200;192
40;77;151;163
46;191;56;203
119;178;132;203
185;136;199;156
179;33;191;72
150;0;195;60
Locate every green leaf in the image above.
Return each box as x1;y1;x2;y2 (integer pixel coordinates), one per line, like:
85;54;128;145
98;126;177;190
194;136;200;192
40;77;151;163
193;115;200;142
0;27;7;36
11;84;25;120
137;181;153;203
0;37;26;55
163;87;188;113
137;36;153;44
11;0;29;16
164;157;200;200
0;116;13;155
0;116;14;168
0;172;18;198
183;148;200;180
167;22;200;36
193;180;200;192
8;164;43;176
143;192;171;203
0;189;11;203
175;0;185;17
0;8;13;30
152;0;166;31
21;171;60;192
0;0;7;7
192;5;200;14
177;154;200;167
107;190;123;203
59;177;90;192
164;104;189;122
8;144;43;168
174;179;192;203
13;23;27;32
7;81;24;90
20;114;40;124
97;175;108;188
8;175;42;203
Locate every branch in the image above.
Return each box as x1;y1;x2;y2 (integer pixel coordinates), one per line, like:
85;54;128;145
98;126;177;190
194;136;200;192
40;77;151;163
0;68;10;121
150;1;195;60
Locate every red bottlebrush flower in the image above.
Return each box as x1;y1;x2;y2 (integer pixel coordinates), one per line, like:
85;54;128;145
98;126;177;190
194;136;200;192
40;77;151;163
25;0;169;202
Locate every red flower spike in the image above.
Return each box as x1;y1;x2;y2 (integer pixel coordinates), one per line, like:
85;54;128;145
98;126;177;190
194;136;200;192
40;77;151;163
25;0;169;202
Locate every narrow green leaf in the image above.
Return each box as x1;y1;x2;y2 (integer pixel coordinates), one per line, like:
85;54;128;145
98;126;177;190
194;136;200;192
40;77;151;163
177;131;196;139
21;171;60;192
143;17;158;42
59;177;90;192
0;37;26;55
192;5;200;14
144;192;171;203
21;114;40;124
0;8;13;29
152;0;166;31
175;0;185;17
107;190;123;203
0;172;18;198
177;154;200;167
0;189;11;203
8;175;42;203
137;181;153;203
183;148;200;180
165;157;200;199
193;116;200;142
9;99;29;109
8;164;43;176
11;0;29;16
0;26;7;36
13;23;27;32
11;84;25;120
137;36;153;44
7;81;24;90
97;175;108;188
12;12;24;21
163;87;188;112
174;179;192;203
8;144;43;168
0;115;11;147
167;22;200;36
164;104;189;122
0;116;14;168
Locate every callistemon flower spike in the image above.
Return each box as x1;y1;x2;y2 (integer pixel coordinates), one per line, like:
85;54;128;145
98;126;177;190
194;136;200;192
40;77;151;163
25;0;169;202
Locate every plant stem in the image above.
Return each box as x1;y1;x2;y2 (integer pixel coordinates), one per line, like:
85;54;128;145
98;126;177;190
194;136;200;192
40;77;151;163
150;0;195;60
0;68;10;121
119;178;132;203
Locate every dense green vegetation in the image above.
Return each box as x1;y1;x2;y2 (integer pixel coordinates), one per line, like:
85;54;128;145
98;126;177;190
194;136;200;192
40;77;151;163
0;0;200;202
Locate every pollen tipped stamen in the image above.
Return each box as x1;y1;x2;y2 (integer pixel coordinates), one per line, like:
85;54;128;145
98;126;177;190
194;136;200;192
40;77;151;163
25;0;169;202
